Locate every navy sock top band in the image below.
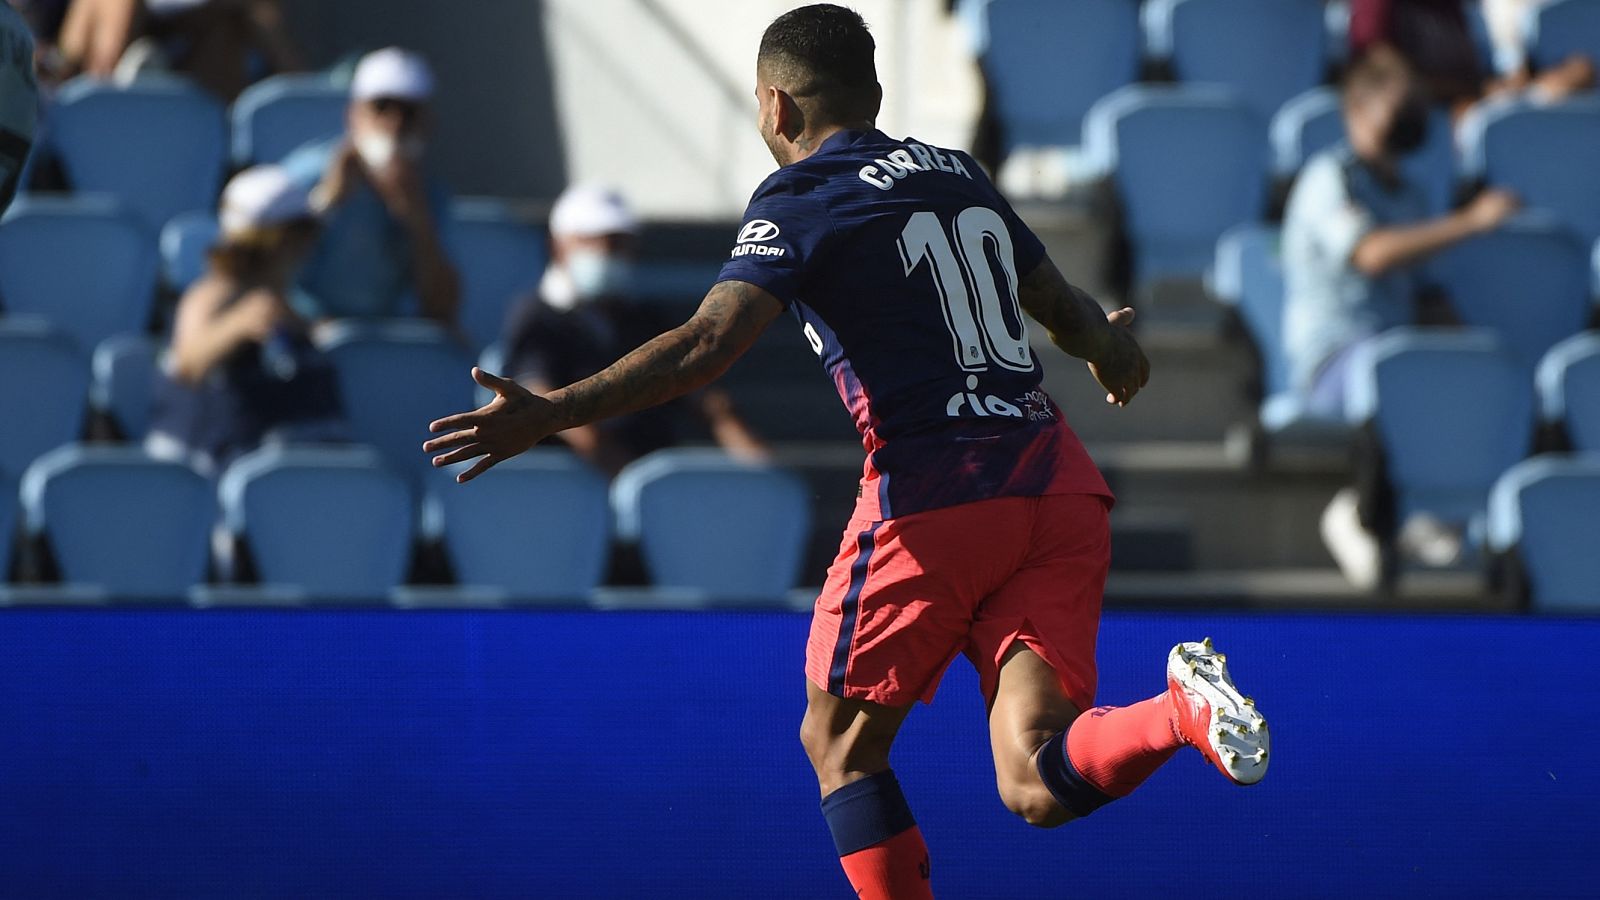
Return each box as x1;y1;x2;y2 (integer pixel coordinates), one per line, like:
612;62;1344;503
819;770;917;856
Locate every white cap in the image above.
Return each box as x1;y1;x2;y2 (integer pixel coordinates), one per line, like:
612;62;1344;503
219;165;314;237
549;184;639;239
351;47;436;103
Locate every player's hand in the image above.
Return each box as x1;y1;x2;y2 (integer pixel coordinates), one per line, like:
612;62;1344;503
423;368;555;483
1087;308;1149;407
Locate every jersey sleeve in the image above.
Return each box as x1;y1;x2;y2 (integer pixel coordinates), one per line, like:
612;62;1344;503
955;149;1048;276
714;190;835;308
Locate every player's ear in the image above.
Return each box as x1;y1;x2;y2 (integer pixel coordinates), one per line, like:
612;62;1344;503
772;87;803;139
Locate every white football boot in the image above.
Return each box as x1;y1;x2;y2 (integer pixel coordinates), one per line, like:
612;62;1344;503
1167;638;1269;785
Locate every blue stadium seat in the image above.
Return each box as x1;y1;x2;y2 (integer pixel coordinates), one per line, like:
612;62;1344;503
1271;87;1456;214
48;77;227;228
981;0;1142;151
230;73;348;166
0;196;159;352
0;321;89;479
1536;331;1600;451
1487;454;1600;612
1435;221;1592;369
434;451;609;603
319;321;475;481
1461;97;1600;243
0;472;15;581
1084;85;1268;284
158;210;219;293
1346;328;1535;528
20;445;211;599
1143;0;1326;121
91;334;160;440
218;445;412;602
611;449;810;602
448;198;547;351
1528;0;1600;73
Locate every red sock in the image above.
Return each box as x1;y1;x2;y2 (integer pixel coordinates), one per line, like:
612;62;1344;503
837;826;934;900
1064;694;1183;797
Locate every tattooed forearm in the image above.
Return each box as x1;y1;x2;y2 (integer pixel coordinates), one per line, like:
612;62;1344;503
1017;257;1113;362
546;281;776;432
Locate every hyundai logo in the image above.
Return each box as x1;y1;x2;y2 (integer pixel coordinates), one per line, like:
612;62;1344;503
737;219;781;243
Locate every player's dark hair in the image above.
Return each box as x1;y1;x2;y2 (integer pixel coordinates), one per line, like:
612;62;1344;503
758;4;880;125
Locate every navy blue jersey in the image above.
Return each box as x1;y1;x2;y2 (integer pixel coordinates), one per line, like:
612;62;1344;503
716;129;1110;519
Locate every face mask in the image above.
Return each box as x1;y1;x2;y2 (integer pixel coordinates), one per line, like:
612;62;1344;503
1384;95;1431;157
566;249;635;302
354;131;425;171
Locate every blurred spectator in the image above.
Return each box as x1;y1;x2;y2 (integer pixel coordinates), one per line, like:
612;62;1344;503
1481;0;1595;99
46;0;299;97
282;47;460;329
146;164;347;476
1286;51;1519;586
2;0;38;213
500;185;767;476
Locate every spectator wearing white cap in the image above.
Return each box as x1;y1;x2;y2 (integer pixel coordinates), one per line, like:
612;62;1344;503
146;164;347;475
281;47;460;328
500;184;767;475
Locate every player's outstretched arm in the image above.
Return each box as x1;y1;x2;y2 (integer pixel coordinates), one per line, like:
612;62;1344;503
1017;256;1150;407
424;280;784;482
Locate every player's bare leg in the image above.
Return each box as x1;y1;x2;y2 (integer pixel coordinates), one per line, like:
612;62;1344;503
986;642;1080;827
800;681;932;900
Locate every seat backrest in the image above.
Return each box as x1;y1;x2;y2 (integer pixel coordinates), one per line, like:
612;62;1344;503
1211;224;1289;396
448;198;547;351
320;321;476;482
1465;98;1600;243
0;471;15;581
48;77;227;228
1529;0;1600;72
1487;454;1600;612
231;74;349;166
0;321;89;478
20;445;211;598
0;196;158;352
612;449;811;601
1270;87;1344;176
158;210;220;294
1085;85;1268;282
1536;331;1600;451
1348;328;1534;523
1148;0;1326;121
1436;222;1592;369
219;446;412;600
91;333;161;440
436;451;609;601
982;0;1142;149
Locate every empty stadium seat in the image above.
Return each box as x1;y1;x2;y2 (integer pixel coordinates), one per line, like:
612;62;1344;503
0;196;159;352
218;445;413;602
1461;97;1600;242
1143;0;1326;121
159;210;219;293
611;449;810;602
0;321;90;479
1083;85;1268;284
448;198;547;351
1435;221;1592;368
319;321;476;481
91;334;160;440
981;0;1142;151
1536;331;1600;451
434;451;610;602
48;77;227;228
20;445;211;599
0;472;15;581
1528;0;1600;73
1346;328;1535;528
230;73;348;166
1487;454;1600;611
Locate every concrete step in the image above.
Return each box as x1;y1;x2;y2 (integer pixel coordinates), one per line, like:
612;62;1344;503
1105;568;1494;609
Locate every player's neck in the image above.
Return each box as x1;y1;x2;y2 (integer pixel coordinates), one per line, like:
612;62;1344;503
786;120;874;165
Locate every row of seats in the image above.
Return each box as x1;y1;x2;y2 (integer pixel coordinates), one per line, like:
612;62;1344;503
0;193;547;353
1213;222;1600;435
2;445;810;605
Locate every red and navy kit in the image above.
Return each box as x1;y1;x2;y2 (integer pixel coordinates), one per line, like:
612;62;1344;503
715;129;1110;520
716;129;1113;707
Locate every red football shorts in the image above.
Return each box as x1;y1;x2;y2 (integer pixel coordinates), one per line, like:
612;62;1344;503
806;493;1111;710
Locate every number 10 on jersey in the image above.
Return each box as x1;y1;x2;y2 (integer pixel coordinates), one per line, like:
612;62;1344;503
898;206;1033;373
